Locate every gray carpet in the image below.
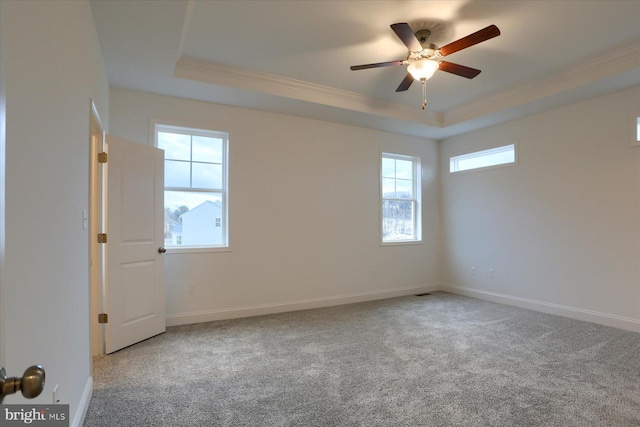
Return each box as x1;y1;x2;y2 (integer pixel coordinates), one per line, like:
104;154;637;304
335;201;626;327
84;292;640;426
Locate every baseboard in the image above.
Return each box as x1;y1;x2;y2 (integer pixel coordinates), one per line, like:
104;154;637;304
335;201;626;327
71;376;93;427
165;284;640;333
445;285;640;333
166;284;440;327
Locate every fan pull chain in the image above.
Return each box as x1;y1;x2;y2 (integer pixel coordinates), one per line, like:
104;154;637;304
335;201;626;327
421;79;427;109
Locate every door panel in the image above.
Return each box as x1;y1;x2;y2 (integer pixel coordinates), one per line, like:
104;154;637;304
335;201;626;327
105;135;165;353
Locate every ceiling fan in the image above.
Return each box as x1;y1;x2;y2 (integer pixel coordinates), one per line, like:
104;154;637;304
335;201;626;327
350;23;501;109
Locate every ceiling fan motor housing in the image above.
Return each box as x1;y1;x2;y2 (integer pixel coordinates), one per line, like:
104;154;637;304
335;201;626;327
414;29;432;47
410;29;440;61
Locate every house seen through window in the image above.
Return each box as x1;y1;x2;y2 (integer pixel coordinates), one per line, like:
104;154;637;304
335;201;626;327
155;124;228;248
381;153;421;243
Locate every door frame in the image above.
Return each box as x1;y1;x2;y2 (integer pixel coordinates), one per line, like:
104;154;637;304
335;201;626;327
0;1;7;365
89;100;105;358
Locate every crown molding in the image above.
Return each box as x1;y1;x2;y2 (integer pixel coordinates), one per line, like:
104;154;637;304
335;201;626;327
443;40;640;126
174;56;443;128
174;39;638;133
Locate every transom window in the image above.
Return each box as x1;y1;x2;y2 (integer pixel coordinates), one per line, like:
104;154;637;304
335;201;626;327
450;143;516;173
155;124;228;249
381;153;421;243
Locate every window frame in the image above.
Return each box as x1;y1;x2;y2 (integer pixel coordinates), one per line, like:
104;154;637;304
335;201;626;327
153;121;230;254
380;152;422;245
631;113;640;148
449;143;517;174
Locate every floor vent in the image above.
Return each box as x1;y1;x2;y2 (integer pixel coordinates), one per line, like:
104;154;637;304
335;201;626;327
415;293;431;297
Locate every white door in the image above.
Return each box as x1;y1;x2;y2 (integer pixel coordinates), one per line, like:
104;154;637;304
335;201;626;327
105;135;165;353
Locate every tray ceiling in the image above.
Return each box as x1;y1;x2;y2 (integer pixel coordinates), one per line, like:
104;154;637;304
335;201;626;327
91;0;640;139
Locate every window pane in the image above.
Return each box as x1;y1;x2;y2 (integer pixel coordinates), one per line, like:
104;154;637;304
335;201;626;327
382;178;396;198
192;163;222;189
158;132;191;161
456;150;513;171
165;160;191;187
395;178;413;198
192;136;223;163
395;159;413;180
382;157;395;178
164;191;224;247
382;200;414;241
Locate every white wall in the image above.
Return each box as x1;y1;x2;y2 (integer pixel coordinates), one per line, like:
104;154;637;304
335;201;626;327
110;88;441;325
1;1;109;424
440;86;640;331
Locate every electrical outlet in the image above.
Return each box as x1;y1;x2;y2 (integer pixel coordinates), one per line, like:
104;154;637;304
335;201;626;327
471;267;476;275
188;284;196;293
371;270;377;278
488;268;494;278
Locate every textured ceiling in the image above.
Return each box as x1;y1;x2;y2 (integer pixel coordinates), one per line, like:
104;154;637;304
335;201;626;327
91;0;640;139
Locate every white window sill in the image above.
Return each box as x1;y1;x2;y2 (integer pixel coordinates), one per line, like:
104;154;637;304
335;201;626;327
165;246;232;254
381;240;423;247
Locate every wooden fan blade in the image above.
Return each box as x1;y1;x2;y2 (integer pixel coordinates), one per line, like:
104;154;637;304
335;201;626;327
439;25;500;57
395;73;415;92
438;61;481;79
390;23;422;52
350;60;404;71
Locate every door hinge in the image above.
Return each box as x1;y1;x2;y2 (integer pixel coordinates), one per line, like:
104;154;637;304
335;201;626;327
98;313;108;324
97;233;107;244
97;152;108;163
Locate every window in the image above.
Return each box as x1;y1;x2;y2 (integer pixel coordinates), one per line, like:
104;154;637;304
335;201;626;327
155;124;228;249
381;153;421;243
450;143;516;173
632;115;640;147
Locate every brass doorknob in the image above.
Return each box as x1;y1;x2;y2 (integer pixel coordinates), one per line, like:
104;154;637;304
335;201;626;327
20;365;45;398
0;365;45;403
158;247;166;254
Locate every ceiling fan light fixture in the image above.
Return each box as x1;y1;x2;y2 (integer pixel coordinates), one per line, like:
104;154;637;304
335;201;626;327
407;59;439;81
